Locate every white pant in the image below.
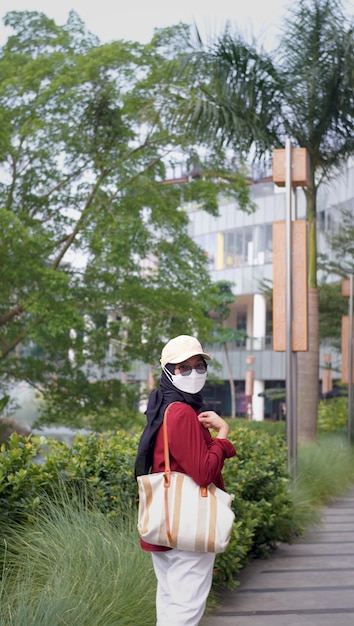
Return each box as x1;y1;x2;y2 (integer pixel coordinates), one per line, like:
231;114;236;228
151;549;215;626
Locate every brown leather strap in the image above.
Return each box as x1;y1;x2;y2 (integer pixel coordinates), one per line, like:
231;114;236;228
162;402;208;545
163;403;176;542
163;404;172;486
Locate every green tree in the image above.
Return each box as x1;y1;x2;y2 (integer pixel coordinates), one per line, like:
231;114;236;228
319;206;354;279
207;280;247;419
187;0;354;441
0;11;252;428
318;205;354;348
318;282;348;349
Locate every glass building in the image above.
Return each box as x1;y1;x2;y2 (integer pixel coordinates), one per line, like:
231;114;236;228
183;159;354;421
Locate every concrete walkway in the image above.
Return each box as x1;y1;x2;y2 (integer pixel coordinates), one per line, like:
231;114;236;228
201;488;354;626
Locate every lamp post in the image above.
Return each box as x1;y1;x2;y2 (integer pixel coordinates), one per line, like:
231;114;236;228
284;139;297;476
272;139;309;477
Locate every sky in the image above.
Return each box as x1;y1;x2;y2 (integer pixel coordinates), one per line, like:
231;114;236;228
1;1;353;49
0;0;310;48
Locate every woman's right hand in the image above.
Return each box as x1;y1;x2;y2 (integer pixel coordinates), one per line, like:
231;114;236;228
198;410;229;439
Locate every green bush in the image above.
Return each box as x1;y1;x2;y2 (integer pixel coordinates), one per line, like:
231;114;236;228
0;423;299;588
3;421;351;591
0;429;140;527
1;427;353;622
317;396;348;433
41;429;140;516
0;433;44;524
228;418;286;437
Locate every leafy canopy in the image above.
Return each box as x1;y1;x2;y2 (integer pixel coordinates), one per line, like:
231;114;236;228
0;11;252;426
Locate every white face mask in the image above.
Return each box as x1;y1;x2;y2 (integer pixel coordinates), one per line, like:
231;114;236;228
163;366;207;394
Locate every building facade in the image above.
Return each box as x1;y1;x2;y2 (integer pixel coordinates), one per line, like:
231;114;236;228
184;159;354;420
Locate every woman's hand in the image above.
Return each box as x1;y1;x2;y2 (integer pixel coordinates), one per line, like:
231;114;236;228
198;410;229;439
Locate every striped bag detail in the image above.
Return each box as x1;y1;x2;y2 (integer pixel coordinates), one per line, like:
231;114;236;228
137;405;235;553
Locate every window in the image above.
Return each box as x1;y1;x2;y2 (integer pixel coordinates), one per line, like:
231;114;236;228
236;311;247;346
199;224;274;270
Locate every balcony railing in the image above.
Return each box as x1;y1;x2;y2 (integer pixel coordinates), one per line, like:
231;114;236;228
210;336;273;351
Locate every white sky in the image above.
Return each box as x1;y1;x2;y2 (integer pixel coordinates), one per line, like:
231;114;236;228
0;0;307;48
1;1;353;49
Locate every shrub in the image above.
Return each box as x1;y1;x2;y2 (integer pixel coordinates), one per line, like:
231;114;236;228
228;418;286;437
0;422;318;589
317;397;348;433
0;429;140;528
0;433;44;524
41;429;140;516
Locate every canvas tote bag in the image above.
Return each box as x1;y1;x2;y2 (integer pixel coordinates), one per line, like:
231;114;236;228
137;404;235;553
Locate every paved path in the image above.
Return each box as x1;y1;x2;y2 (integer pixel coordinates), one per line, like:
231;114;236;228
201;488;354;626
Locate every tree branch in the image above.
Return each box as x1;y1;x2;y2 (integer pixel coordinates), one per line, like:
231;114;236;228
1;313;46;359
52;170;108;269
0;304;23;326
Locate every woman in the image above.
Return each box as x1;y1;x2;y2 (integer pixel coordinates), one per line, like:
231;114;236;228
135;334;236;626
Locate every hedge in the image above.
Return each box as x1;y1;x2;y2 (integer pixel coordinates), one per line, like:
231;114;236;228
0;425;300;586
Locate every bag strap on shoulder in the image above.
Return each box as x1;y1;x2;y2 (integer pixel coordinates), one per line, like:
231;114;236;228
162;403;177;488
162;403;176;542
162;402;209;545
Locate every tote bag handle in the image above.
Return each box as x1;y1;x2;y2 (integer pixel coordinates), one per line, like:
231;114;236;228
162;403;208;543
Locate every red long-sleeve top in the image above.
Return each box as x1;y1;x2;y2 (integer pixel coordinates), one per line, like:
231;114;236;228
140;401;236;551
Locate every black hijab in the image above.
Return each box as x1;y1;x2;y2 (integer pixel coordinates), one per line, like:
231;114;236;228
134;365;204;478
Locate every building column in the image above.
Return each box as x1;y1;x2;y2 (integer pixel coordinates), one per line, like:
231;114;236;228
253;293;266;349
252;293;266;420
253;379;265;421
